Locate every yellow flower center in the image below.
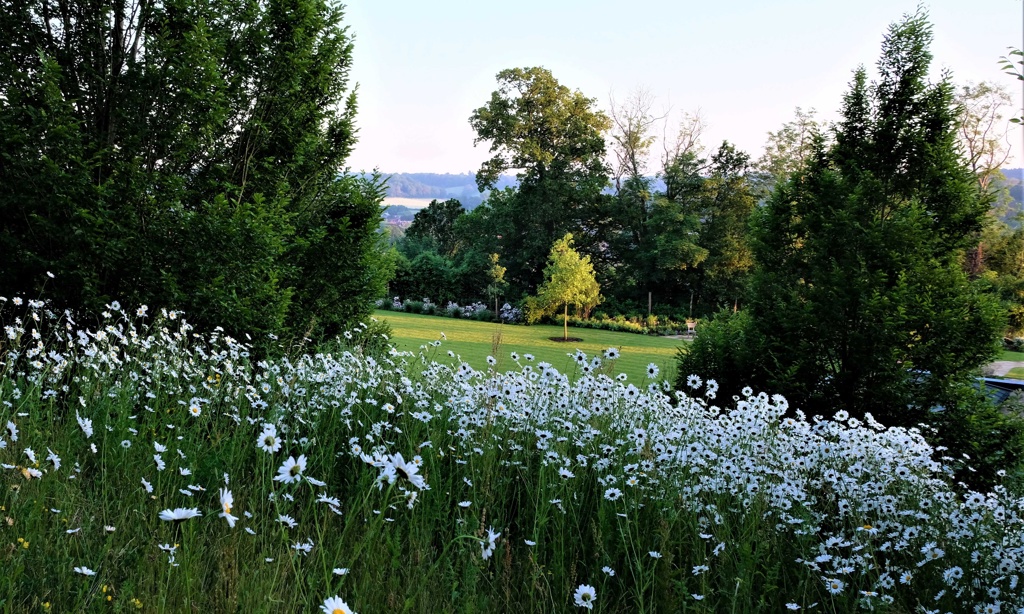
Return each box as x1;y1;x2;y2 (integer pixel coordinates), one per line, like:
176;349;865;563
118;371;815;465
224;504;231;514
332;609;346;614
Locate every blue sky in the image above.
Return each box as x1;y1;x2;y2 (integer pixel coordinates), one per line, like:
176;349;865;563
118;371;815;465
344;1;1023;173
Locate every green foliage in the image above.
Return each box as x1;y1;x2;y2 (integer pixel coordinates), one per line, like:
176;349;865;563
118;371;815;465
485;253;508;314
690;142;756;311
752;107;827;190
527;234;602;340
676;309;761;402
391;250;460;305
599;140;756;316
931;386;1024;492
697;10;1006;429
405;198;465;256
0;0;390;343
467;67;612;293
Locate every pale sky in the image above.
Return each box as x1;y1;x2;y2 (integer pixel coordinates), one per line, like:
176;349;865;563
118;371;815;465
343;1;1024;174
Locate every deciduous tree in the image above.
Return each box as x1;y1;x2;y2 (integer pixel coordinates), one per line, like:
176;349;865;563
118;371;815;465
527;234;602;340
468;67;611;293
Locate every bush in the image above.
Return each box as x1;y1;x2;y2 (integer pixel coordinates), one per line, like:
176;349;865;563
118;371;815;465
933;386;1024;493
675;309;763;402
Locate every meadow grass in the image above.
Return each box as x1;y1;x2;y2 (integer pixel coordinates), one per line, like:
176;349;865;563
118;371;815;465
375;310;685;383
1;299;1023;612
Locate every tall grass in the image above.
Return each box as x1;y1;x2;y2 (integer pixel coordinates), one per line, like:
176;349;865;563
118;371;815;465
1;297;1022;612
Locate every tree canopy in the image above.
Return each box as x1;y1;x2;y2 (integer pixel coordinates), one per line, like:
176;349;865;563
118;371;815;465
467;67;611;294
528;234;602;340
0;0;391;342
680;10;1004;427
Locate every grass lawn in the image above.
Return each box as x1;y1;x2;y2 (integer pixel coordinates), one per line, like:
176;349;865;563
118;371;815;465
1001;350;1024;362
375;310;686;384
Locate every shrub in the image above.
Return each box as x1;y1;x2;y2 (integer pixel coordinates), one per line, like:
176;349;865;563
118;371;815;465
675;309;763;402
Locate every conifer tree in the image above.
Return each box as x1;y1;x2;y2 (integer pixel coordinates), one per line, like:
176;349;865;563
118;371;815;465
681;10;1004;427
748;10;1002;425
0;0;391;342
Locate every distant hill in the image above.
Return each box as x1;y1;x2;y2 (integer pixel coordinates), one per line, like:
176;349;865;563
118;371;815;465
377;172;518;211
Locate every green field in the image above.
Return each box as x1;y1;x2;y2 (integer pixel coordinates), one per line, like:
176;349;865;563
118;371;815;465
375;310;686;384
1002;350;1024;362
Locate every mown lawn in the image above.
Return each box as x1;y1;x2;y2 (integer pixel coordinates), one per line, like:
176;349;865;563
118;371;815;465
375;310;687;384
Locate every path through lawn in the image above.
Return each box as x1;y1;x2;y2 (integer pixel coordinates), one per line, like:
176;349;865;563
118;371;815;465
375;310;687;384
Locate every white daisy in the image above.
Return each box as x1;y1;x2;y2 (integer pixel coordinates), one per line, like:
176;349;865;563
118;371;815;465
158;507;202;522
274;455;307;484
573;584;597;609
320;595;356;614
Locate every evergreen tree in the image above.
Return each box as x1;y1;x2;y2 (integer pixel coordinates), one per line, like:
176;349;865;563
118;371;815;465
681;10;1004;427
0;0;390;341
753;11;1002;425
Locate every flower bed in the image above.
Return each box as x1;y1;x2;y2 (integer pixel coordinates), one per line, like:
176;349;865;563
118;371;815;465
1;297;1021;611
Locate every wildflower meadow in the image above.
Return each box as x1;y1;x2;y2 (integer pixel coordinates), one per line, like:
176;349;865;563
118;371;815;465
1;296;1023;613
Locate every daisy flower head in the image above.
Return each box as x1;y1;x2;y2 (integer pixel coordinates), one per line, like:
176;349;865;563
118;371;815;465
274;455;307;484
604;487;622;501
686;374;702;389
75;411;93;438
387;453;426;490
823;577;844;595
159;507;202;522
645;363;659;378
320;595;356;614
74;566;97;576
258;428;282;454
481;526;501;560
573;584;597;609
219;488;238;528
603;347;619;360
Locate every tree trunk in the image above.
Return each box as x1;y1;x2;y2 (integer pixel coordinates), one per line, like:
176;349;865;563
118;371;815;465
563;303;568;340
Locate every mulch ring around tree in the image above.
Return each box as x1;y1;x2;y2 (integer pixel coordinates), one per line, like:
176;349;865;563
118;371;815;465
548;337;584;342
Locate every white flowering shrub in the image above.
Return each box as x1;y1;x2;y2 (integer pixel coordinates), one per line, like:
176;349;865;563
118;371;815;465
0;296;1022;612
500;302;523;323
